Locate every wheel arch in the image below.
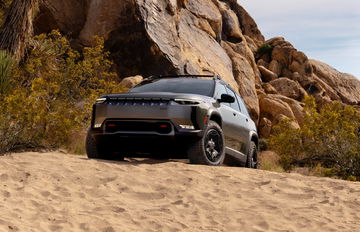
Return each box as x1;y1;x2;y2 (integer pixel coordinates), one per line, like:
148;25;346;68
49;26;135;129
249;131;259;149
209;111;222;128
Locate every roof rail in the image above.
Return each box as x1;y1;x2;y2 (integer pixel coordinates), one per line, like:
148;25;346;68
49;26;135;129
146;74;222;80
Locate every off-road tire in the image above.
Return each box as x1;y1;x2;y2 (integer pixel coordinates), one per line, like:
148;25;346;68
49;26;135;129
246;141;258;169
85;130;123;160
188;120;225;166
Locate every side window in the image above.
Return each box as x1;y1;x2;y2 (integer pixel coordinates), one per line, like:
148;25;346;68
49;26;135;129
236;95;250;117
226;87;241;112
214;84;230;107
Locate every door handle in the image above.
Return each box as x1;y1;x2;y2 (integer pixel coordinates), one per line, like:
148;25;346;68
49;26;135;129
233;113;237;116
246;118;249;122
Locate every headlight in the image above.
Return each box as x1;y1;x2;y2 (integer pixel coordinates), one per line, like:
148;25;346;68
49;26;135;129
94;124;102;128
179;125;195;130
174;99;200;105
95;97;107;104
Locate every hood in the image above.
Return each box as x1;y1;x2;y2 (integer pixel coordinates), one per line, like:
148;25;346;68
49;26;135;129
102;92;213;102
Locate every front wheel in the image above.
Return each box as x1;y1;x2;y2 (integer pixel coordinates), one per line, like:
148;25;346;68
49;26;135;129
188;121;225;166
246;141;258;169
85;129;123;161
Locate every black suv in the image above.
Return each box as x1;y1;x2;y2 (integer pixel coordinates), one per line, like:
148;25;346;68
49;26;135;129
86;75;258;168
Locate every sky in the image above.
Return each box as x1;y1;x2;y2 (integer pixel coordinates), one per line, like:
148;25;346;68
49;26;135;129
239;0;360;79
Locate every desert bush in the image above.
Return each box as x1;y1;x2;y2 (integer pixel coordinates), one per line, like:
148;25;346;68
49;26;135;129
269;96;360;180
0;30;125;153
0;50;13;94
256;43;273;57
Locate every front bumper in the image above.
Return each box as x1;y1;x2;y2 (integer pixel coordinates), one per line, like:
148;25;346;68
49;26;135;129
89;122;203;156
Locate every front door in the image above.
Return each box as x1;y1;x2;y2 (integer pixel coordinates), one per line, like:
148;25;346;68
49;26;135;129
213;84;247;153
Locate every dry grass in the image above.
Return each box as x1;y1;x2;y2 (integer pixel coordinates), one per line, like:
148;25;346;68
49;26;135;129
63;128;87;155
259;151;284;173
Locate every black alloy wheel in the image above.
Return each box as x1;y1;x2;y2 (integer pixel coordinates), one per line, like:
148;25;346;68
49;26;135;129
188;120;225;166
205;129;223;163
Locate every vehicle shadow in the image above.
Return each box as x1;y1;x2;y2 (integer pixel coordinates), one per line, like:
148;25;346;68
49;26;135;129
80;157;189;166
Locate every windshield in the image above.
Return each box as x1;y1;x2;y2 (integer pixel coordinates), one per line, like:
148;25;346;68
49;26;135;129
129;78;215;97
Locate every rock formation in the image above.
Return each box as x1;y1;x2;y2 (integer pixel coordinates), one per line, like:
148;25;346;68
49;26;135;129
33;0;360;137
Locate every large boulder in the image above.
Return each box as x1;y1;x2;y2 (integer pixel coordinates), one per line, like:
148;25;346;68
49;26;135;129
310;59;360;105
259;117;272;138
224;0;265;46
289;60;313;76
291;50;307;64
35;0;88;36
183;0;222;40
259;94;305;126
262;83;278;94
268;60;282;76
274;95;305;126
259;94;296;121
257;59;269;69
271;46;293;67
79;0;132;45
224;40;262;84
264;37;314;80
218;1;244;41
258;65;278;82
311;74;341;101
269;78;307;101
132;0;238;88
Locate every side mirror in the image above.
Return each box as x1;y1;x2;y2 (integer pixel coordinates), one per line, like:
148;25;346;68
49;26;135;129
218;94;235;103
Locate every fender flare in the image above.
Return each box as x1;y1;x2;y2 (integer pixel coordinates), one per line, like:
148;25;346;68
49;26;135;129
207;110;223;128
249;131;259;149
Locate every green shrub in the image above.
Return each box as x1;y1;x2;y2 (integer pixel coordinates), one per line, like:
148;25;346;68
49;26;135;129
0;50;13;94
0;30;126;153
269;96;360;180
256;43;273;57
268;118;303;171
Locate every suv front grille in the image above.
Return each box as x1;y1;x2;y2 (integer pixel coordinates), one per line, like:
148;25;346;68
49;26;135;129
106;98;171;106
105;120;173;134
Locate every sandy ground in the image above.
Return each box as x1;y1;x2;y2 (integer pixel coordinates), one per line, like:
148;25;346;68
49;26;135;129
0;152;359;232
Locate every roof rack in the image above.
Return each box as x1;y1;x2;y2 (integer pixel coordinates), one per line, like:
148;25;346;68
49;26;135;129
146;74;222;81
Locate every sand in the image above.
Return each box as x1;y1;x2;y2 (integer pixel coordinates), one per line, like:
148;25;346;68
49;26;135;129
0;152;359;232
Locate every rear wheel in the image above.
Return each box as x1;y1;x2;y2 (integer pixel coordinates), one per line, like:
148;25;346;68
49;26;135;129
85;129;124;161
188;121;225;166
246;141;258;169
